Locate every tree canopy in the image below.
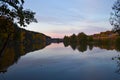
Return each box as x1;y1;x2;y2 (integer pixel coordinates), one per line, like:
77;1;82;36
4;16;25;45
0;0;37;27
110;0;120;35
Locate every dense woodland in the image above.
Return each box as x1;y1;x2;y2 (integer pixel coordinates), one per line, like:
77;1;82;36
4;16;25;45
63;31;120;52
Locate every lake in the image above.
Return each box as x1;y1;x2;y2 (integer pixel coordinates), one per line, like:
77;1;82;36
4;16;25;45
0;43;120;80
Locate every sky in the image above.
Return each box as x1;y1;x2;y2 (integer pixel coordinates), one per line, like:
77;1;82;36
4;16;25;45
23;0;115;38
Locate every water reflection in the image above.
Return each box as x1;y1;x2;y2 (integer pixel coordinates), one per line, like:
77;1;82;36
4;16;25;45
112;55;120;74
0;40;120;78
63;42;120;52
63;42;120;74
0;41;51;73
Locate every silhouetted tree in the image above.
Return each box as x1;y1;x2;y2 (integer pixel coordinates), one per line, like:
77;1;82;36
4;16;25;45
110;0;120;35
88;36;93;42
0;0;37;55
63;36;70;47
0;0;37;27
77;32;88;44
70;34;77;43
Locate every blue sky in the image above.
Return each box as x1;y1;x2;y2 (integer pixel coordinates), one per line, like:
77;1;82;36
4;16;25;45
24;0;115;38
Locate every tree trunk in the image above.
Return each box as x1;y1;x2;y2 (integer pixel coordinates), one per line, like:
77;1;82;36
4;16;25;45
0;33;11;57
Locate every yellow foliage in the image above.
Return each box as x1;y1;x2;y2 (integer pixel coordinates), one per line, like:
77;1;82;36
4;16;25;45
0;47;15;70
20;31;26;42
19;44;25;55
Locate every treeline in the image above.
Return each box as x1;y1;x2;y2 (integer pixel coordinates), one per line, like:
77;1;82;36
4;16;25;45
0;17;52;73
0;24;51;45
63;32;93;47
63;32;120;52
0;16;51;49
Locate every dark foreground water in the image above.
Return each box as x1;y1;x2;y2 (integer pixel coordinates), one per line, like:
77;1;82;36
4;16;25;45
0;43;120;80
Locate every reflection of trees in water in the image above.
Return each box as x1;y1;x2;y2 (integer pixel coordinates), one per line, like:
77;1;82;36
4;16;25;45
77;43;87;52
0;73;6;80
63;40;120;75
70;43;77;50
112;55;120;74
115;38;120;52
63;41;120;52
88;43;93;51
64;42;86;52
0;41;50;73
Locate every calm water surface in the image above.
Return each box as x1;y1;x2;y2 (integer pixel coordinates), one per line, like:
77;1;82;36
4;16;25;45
0;43;120;80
